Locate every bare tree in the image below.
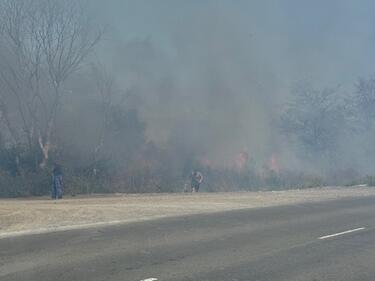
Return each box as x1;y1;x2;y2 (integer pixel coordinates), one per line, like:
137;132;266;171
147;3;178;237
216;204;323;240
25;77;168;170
0;0;102;168
354;77;375;130
280;82;346;164
90;62;116;174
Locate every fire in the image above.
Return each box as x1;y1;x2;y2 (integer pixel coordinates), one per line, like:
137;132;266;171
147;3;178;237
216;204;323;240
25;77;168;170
199;157;213;168
234;151;249;171
268;154;280;174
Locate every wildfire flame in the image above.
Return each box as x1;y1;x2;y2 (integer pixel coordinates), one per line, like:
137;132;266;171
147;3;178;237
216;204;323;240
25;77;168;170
234;151;249;171
268;154;280;174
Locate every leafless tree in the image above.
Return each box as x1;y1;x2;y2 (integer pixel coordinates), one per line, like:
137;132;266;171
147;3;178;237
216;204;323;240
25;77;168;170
354;77;375;130
280;82;346;164
90;62;116;174
0;0;102;168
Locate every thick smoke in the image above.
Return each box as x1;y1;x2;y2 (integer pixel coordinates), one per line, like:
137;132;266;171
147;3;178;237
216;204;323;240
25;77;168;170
91;0;375;173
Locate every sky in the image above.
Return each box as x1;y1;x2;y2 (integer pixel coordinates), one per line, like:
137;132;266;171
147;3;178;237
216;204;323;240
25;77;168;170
92;0;375;84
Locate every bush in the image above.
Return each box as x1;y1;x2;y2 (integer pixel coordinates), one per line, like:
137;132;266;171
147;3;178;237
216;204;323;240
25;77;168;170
0;170;50;197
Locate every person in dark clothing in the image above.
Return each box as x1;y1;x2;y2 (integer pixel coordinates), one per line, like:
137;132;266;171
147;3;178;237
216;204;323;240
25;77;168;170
191;170;203;192
52;163;63;199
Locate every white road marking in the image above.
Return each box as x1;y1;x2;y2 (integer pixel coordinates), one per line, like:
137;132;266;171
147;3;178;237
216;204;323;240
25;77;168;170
140;278;158;281
318;227;366;240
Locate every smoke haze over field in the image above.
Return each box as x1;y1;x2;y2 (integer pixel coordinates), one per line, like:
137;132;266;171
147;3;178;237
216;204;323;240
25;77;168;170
89;0;375;170
2;0;375;196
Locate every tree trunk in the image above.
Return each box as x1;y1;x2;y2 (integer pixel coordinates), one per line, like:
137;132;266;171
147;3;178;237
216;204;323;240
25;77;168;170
38;135;50;168
38;120;53;169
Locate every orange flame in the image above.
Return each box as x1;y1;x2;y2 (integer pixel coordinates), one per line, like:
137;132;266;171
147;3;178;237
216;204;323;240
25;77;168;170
268;154;280;174
234;151;249;171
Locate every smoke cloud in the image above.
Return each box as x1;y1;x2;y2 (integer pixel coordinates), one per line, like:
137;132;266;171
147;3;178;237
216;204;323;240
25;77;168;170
89;0;375;172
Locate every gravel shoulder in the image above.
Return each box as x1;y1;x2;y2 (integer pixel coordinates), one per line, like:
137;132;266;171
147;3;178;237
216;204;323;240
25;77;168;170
1;186;375;238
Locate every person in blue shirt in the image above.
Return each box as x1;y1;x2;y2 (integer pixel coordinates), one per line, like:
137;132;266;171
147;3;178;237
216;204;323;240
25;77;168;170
52;163;63;199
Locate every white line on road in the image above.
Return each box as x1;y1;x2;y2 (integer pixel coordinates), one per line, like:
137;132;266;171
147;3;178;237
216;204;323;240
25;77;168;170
140;278;158;281
318;227;366;240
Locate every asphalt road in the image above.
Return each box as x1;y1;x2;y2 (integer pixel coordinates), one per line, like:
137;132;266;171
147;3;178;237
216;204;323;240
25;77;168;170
2;196;375;281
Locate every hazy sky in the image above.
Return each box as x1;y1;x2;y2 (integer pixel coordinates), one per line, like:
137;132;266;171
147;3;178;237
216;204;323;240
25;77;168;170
93;0;375;85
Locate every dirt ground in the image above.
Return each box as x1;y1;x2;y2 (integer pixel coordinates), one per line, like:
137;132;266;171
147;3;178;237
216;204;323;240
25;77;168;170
1;186;375;237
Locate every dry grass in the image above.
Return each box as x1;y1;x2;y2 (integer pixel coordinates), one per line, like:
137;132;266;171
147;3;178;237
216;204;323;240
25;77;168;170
1;186;375;237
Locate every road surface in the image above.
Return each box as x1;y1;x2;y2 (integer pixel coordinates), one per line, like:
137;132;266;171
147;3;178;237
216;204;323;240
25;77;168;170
1;196;375;281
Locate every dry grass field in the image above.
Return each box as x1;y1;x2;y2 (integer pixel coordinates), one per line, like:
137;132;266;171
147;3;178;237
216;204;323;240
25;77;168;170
1;186;375;238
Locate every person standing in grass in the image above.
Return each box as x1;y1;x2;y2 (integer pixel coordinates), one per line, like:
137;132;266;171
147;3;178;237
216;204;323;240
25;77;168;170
191;170;203;192
52;163;63;199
